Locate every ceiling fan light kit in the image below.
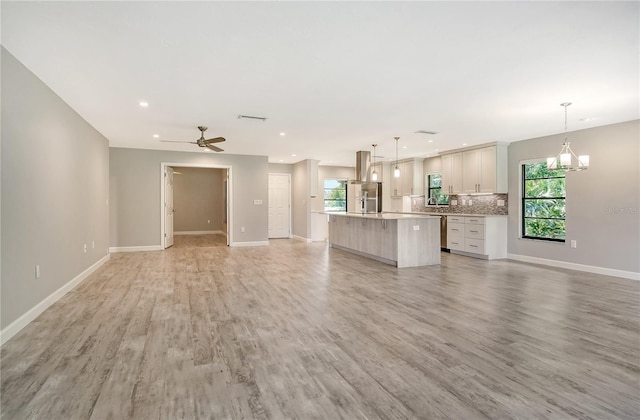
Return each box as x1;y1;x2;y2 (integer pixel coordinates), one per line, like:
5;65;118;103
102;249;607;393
546;103;589;172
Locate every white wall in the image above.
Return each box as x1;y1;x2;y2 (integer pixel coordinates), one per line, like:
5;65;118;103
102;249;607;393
507;120;639;276
311;166;355;212
1;48;110;332
109;148;268;247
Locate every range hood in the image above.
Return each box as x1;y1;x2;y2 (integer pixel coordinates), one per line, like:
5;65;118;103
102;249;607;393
352;150;371;183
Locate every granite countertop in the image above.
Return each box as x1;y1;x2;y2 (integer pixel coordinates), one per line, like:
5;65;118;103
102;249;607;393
326;212;440;220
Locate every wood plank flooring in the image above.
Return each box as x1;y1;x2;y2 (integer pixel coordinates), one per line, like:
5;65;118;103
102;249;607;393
2;235;639;419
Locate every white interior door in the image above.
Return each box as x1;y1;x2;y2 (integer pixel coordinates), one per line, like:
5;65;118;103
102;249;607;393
268;173;291;238
164;167;174;248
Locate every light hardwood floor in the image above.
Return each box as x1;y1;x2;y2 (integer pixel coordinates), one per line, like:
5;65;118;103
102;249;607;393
2;235;639;419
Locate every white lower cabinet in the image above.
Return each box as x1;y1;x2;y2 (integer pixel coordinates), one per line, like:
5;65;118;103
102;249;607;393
447;215;506;259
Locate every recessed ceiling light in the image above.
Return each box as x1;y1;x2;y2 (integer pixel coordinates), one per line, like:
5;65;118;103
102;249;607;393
428;140;433;143
462;143;468;146
579;118;593;122
435;149;439;152
280;132;286;136
403;146;408;149
152;134;160;138
279;159;284;162
139;101;149;107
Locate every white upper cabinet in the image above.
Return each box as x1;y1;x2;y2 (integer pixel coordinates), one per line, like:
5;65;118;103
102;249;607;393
391;158;424;197
441;152;463;195
442;143;507;194
462;146;498;193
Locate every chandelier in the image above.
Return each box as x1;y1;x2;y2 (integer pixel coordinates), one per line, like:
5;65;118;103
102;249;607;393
547;102;589;172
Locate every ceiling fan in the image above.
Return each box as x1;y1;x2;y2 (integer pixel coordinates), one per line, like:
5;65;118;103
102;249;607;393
160;126;225;152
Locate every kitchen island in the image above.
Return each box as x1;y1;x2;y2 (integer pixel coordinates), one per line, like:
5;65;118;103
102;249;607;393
327;213;441;268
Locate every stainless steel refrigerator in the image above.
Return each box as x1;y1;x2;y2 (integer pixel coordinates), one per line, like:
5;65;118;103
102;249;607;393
359;182;382;213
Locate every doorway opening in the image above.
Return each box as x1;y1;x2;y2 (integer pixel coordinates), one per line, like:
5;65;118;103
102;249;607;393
161;162;232;248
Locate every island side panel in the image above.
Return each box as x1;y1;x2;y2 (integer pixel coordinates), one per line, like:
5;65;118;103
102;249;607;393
396;218;441;268
328;215;398;266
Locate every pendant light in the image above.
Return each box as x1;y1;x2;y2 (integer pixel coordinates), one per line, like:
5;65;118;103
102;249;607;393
547;102;589;172
371;144;379;181
393;136;400;178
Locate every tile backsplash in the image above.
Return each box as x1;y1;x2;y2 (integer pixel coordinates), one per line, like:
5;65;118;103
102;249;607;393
412;193;508;215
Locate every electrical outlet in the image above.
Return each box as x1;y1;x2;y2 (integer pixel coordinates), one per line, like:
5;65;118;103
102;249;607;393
92;241;95;249
35;265;40;279
253;199;263;205
461;200;466;205
571;240;577;248
241;227;245;233
497;199;505;207
451;200;458;206
83;244;87;253
207;219;211;224
413;225;420;231
468;199;473;206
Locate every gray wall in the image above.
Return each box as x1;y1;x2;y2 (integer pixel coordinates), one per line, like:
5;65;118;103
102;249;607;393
1;47;110;329
173;167;225;232
110;148;268;246
268;163;293;174
291;160;310;238
508;120;639;273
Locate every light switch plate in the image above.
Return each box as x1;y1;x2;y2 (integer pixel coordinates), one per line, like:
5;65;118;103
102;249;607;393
497;199;505;207
451;199;458;205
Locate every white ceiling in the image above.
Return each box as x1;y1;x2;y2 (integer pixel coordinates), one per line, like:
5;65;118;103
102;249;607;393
2;1;638;167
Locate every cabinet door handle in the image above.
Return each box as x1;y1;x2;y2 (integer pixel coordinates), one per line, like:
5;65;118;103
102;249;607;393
469;244;478;248
451;228;459;232
470;230;478;233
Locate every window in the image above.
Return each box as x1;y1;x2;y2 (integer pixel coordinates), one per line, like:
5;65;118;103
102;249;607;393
324;179;347;212
521;161;566;241
427;173;449;205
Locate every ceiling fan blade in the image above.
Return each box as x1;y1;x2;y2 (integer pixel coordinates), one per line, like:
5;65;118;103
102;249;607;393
206;144;224;152
159;140;198;144
203;137;226;144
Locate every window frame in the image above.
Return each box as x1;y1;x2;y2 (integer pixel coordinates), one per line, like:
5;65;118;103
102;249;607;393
323;178;348;212
520;160;566;242
426;173;449;206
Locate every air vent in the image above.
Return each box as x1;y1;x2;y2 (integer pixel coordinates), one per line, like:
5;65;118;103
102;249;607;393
415;130;438;135
238;114;267;121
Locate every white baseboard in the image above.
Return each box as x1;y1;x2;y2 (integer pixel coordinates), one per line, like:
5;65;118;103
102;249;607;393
507;253;640;281
174;230;225;236
0;254;111;346
292;235;312;243
109;245;163;253
230;241;269;247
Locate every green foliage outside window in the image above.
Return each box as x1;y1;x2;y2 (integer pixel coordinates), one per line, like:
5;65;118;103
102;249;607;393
522;162;566;241
427;174;449;205
324;179;347;212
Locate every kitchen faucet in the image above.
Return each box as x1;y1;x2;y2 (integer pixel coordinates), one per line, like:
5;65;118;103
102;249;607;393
426;196;439;207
